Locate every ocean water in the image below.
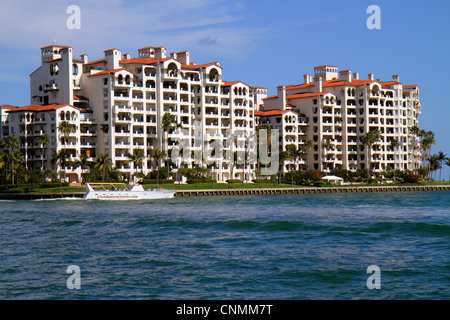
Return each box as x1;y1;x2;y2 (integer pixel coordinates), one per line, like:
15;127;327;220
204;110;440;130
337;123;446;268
0;191;449;300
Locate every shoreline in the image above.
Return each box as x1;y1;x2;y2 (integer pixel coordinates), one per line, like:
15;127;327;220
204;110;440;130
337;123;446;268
0;184;449;200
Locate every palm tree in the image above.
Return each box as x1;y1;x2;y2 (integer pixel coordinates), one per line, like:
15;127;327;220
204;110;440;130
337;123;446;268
321;139;333;172
420;131;436;179
303;139;313;170
436;151;446;181
445;158;450;181
2;135;20;187
58;121;76;145
428;154;441;180
73;154;92;184
126;148;146;181
362;128;382;178
408;125;421;171
278;150;289;184
161;112;177;178
51;149;70;192
150;148;166;186
37;134;49;170
95;153;113;182
286;144;301;185
389;138;400;180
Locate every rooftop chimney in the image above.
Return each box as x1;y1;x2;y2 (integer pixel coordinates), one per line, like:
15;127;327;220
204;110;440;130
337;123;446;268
176;51;190;65
123;53;131;60
80;54;88;64
314;76;323;93
368;73;374;81
277;85;286;108
303;74;313;84
339;70;352;81
392;75;399;82
353;72;359;80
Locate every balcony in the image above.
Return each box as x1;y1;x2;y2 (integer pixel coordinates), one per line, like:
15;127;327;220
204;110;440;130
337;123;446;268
44;83;58;91
80;130;96;136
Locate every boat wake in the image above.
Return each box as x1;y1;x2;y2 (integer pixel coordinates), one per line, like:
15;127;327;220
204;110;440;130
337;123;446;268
32;197;83;201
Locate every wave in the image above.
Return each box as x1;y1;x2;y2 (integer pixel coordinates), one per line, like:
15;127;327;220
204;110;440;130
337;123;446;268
361;221;450;237
133;219;346;233
32;197;83;201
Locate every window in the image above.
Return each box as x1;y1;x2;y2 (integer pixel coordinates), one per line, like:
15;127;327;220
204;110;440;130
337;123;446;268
72;64;78;75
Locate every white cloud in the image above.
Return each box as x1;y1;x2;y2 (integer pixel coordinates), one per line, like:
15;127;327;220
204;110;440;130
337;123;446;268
0;0;264;60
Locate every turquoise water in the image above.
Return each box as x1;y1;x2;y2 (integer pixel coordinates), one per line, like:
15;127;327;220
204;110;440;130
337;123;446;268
0;191;449;299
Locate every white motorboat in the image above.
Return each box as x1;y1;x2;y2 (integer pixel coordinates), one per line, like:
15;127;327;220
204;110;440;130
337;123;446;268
83;183;176;200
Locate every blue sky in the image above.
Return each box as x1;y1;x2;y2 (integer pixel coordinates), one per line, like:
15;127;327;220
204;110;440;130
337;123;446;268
1;0;449;178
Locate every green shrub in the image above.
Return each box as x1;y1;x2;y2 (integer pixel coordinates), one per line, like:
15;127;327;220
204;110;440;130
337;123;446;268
226;179;242;183
186;178;214;184
39;182;69;188
140;179;174;185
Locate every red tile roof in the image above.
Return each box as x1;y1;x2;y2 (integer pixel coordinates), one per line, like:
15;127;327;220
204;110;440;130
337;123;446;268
40;45;70;50
138;46;166;50
0;104;17;109
255;109;296;117
119;57;173;65
287;92;333;99
181;62;223;70
403;85;418;89
6;104;80;112
88;68;133;77
84;58;106;66
262;95;278;100
45;58;62;63
315;65;338;68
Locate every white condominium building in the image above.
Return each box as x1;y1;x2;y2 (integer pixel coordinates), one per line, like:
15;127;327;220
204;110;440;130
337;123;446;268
256;65;421;175
1;44;267;183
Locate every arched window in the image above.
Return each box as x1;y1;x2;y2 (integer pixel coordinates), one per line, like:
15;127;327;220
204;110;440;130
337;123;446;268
50;63;54;76
72;64;78;75
125;75;131;85
39;85;43;91
167;63;178;77
209;68;219;82
60;111;65;120
118;74;123;84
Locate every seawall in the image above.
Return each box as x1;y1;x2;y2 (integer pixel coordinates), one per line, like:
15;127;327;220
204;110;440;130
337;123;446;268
174;185;450;197
0;185;449;200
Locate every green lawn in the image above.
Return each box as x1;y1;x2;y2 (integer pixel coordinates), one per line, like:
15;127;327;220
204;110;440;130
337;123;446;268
2;180;449;194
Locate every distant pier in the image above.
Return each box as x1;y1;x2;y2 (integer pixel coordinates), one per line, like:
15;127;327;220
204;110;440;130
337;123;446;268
0;185;449;200
173;185;450;197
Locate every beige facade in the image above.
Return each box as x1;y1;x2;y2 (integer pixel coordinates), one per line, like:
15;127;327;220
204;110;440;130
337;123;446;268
1;44;267;182
256;65;421;175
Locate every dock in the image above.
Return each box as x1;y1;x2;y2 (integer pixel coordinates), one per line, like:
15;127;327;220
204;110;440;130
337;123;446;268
173;185;450;197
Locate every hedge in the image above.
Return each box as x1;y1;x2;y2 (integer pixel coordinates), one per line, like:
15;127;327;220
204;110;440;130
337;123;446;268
140;179;175;185
186;178;214;184
39;182;70;188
